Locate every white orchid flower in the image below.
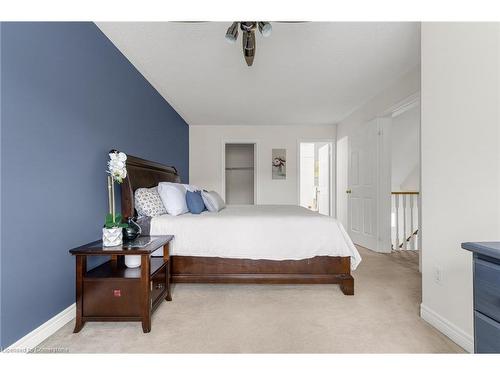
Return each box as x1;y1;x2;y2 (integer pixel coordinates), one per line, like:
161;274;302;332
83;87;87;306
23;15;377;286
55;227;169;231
118;152;127;162
111;170;124;183
109;160;125;170
107;151;128;184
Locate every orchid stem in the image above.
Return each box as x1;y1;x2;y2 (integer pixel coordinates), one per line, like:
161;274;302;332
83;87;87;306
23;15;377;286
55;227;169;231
111;178;115;224
107;176;113;216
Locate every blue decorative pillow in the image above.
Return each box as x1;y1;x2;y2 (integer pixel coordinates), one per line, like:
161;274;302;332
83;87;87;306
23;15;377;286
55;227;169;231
186;190;206;214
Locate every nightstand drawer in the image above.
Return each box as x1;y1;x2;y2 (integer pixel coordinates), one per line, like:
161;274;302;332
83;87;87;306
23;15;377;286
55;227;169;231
475;311;500;353
474;258;500;322
151;265;167;304
83;279;141;317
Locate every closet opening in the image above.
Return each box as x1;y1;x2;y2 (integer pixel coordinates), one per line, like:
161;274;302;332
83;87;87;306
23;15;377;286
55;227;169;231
224;143;256;205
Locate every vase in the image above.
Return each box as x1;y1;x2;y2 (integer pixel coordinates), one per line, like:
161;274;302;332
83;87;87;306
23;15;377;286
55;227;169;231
123;217;141;241
102;227;123;247
125;255;141;268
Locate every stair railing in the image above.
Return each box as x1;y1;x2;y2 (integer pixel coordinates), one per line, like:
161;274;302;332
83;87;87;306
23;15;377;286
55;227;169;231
391;191;420;251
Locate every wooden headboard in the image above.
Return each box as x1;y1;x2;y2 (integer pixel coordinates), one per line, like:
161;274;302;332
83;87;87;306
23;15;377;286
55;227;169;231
120;154;180;219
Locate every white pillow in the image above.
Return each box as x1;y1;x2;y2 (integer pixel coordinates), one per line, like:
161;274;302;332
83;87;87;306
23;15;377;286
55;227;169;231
134;187;167;217
183;184;199;192
201;190;226;212
157;182;189;216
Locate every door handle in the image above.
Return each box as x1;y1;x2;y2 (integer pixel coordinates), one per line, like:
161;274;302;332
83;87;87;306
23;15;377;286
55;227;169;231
346;189;352;194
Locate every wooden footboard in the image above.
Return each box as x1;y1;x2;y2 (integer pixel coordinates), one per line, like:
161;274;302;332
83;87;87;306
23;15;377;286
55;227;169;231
170;255;354;295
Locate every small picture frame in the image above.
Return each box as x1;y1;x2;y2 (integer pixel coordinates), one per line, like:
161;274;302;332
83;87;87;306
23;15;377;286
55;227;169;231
272;149;286;180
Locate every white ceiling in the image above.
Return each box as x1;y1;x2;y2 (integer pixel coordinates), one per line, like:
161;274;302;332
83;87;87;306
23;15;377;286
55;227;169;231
97;22;420;126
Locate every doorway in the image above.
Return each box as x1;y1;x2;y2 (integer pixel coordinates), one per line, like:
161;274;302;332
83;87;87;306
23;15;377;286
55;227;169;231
299;142;333;216
224;143;255;205
344;98;420;255
390;102;420;251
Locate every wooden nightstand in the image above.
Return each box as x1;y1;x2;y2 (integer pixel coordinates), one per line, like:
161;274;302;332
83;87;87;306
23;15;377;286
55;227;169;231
69;235;173;333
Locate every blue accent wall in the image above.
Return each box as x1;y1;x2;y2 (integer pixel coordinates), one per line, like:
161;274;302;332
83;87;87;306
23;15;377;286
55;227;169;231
0;22;189;348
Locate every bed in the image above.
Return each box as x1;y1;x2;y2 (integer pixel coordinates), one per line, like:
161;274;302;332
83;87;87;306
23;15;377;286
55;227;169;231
121;154;360;295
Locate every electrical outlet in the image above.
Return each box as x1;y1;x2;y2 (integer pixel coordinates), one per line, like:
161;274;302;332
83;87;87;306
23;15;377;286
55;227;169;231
433;266;443;285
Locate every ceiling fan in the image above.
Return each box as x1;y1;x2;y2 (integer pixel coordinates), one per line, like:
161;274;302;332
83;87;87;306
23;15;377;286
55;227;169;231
225;22;272;67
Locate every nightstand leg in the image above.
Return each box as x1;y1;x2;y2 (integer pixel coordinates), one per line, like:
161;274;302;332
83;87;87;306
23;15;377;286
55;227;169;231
142;320;151;333
166;260;172;301
74;255;86;333
74;318;85;333
163;243;172;301
141;254;151;333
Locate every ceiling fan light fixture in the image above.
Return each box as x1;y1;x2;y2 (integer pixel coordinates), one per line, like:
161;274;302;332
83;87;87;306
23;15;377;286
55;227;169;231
258;22;272;37
240;21;256;32
225;22;239;43
225;21;271;66
242;31;256;66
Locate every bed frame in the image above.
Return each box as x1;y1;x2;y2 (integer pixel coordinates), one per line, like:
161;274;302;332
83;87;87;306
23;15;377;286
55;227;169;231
121;154;354;295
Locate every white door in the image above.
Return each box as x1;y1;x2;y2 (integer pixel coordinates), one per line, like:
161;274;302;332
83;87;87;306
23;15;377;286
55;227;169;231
347;118;391;252
318;144;330;215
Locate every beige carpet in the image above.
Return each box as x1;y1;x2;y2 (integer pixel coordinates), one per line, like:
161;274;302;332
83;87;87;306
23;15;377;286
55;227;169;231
37;247;464;353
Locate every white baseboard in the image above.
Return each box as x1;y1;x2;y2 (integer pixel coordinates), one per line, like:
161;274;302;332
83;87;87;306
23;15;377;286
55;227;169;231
3;303;75;353
420;303;474;353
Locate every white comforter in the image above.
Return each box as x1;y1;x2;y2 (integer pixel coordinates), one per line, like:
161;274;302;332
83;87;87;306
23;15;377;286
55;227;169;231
150;205;361;270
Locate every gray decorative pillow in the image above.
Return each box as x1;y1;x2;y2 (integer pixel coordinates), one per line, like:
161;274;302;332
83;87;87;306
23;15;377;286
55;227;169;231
134;187;167;217
201;190;226;212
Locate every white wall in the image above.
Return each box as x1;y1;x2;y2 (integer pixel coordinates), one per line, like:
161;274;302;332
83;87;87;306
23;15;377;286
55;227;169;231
391;104;420;191
336;66;421;228
189;125;336;209
420;23;500;352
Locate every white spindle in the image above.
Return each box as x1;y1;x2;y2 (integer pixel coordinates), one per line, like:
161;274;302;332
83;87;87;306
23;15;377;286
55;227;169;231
402;195;407;250
391;196;393;250
395;194;400;250
410;194;415;250
416;195;420;250
391;196;395;250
